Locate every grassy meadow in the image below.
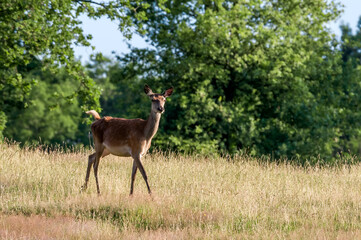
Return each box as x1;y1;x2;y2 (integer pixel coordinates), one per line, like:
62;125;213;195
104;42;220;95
1;142;361;239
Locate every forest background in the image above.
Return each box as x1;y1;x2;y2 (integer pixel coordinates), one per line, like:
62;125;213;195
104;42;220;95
1;0;361;163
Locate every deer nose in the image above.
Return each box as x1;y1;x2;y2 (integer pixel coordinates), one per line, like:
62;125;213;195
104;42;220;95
157;107;164;112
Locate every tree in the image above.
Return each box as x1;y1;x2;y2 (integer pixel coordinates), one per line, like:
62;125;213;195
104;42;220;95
336;17;361;156
0;0;152;137
4;59;86;146
85;54;149;120
116;0;347;160
340;16;361;63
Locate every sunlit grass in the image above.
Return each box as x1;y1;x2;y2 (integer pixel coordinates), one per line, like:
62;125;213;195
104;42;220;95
1;142;361;239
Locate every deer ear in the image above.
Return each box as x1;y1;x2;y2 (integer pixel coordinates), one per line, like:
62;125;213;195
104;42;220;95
163;87;174;98
144;85;154;96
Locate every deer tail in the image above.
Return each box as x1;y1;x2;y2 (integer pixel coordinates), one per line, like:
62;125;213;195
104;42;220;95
86;110;101;120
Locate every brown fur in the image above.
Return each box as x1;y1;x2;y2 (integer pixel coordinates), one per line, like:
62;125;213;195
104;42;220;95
91;117;147;150
82;85;174;195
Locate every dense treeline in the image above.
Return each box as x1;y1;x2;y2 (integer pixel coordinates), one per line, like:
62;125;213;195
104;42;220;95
0;0;152;139
1;0;361;162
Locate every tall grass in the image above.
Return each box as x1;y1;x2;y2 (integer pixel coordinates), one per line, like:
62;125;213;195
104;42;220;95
1;142;361;239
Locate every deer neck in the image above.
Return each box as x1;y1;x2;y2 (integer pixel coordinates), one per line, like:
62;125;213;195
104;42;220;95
144;110;161;140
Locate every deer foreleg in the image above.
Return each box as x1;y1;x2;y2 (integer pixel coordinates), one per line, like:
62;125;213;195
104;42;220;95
133;155;151;194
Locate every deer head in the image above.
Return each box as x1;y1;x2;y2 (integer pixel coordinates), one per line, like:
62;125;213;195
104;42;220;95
144;85;173;114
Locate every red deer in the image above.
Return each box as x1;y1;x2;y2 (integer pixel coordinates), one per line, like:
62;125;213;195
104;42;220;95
82;85;174;195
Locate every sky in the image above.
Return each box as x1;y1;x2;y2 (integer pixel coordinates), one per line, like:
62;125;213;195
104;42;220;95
74;0;361;62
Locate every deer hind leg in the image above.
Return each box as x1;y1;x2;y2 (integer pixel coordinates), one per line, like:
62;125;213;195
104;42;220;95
93;144;105;195
133;155;151;194
130;160;138;195
81;153;96;191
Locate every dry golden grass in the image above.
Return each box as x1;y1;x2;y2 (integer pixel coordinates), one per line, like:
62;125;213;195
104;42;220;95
0;214;122;240
1;142;361;239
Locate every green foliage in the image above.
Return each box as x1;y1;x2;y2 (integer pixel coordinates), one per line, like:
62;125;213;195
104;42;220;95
0;0;153;138
336;17;361;155
85;54;149;119
114;0;348;160
3;0;361;162
340;17;361;63
3;59;88;145
0;112;6;139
